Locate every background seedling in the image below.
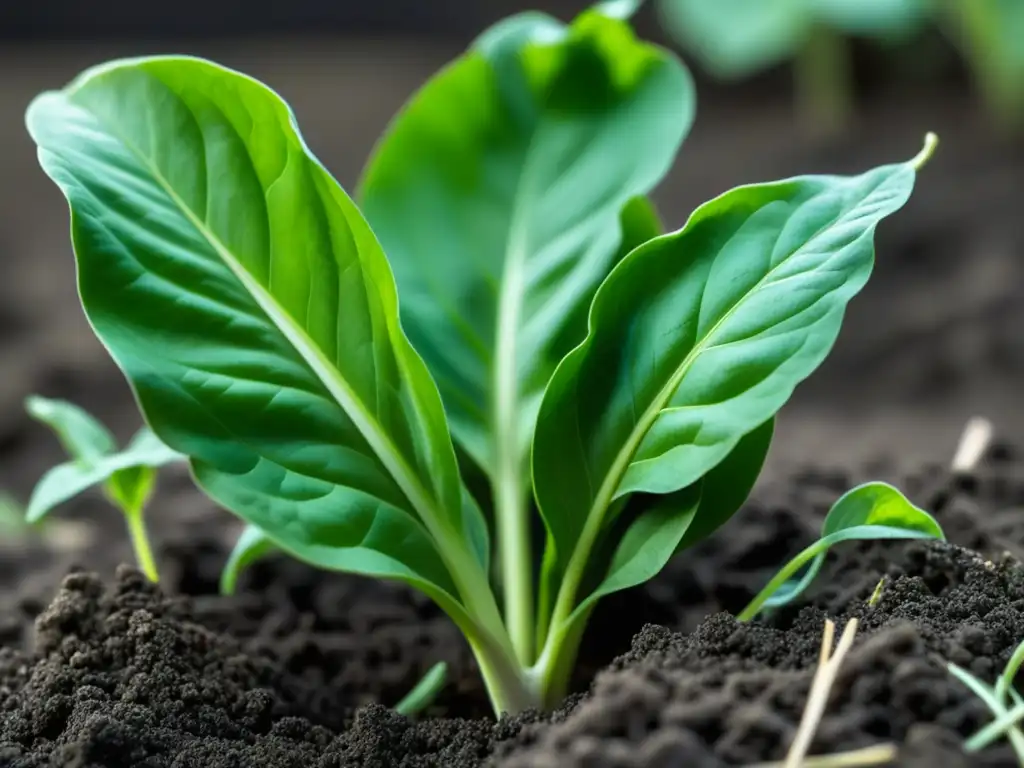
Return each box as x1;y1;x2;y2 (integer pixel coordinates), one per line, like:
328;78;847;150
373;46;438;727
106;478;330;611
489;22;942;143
658;0;1024;134
24;1;938;715
657;0;931;133
220;524;276;596
938;0;1024;131
947;648;1024;764
25;396;184;581
738;482;945;621
394;661;449;718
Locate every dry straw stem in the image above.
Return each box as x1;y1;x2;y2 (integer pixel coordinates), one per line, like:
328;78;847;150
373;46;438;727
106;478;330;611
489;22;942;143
749;743;897;767
951;416;994;473
781;618;864;768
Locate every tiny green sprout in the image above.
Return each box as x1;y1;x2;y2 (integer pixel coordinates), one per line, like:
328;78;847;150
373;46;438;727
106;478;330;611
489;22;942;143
25;396;184;581
867;576;886;608
738;482;944;621
220;524;276;596
24;1;939;715
395;662;449;718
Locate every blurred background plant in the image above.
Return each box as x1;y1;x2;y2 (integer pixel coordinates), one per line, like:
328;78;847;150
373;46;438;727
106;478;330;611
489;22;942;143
657;0;1024;134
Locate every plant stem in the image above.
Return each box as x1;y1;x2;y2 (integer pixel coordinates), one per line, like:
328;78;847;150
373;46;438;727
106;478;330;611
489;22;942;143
494;454;533;665
125;506;159;582
470;630;540;715
493;232;534;666
794;25;853;137
736;539;823;621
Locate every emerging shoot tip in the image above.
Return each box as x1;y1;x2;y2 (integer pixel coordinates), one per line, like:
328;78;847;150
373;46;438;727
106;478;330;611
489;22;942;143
911;132;939;171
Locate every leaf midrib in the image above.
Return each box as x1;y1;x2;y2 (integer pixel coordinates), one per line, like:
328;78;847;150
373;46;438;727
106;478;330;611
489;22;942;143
66;86;448;538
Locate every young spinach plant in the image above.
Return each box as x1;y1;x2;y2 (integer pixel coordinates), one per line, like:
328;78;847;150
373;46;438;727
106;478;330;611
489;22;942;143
658;0;931;132
24;396;184;581
25;3;937;715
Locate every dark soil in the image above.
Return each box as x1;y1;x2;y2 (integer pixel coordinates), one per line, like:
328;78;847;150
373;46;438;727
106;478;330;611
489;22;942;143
1;30;1024;768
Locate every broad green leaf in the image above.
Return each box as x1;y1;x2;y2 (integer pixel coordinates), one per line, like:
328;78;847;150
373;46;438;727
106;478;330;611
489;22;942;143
533;144;928;586
26;395;116;464
26;57;489;622
658;0;808;78
813;0;931;37
359;9;693;481
738;482;944;619
220;523;276;595
26;426;184;522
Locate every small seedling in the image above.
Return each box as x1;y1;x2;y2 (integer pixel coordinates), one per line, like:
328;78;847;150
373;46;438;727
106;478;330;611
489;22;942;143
25;1;938;715
738;482;945;621
220;524;276;596
657;0;931;132
944;636;1024;763
394;661;449;718
25;396;184;581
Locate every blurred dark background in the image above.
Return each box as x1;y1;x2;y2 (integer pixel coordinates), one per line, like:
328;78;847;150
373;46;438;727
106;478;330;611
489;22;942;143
0;0;1021;524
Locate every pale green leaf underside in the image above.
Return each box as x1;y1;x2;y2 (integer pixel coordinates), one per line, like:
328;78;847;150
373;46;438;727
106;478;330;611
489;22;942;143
762;481;944;609
534;159;918;571
26;395;116;464
26;426;182;522
359;9;693;477
26;56;475;605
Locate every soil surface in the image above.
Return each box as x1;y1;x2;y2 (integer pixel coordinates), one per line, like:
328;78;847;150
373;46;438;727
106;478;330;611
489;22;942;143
1;27;1024;768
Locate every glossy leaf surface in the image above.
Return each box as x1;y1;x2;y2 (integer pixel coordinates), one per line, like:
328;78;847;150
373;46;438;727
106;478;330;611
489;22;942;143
360;8;693;478
26;57;484;616
533;151;923;584
739;481;944;619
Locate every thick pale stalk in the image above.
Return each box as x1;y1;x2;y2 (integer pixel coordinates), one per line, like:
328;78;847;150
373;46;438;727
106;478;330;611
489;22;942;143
493;236;534;666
